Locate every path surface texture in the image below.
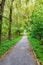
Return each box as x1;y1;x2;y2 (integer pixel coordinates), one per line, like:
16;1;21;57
0;34;37;65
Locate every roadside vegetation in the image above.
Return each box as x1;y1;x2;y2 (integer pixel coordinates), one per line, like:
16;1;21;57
0;34;23;57
27;0;43;65
27;33;43;65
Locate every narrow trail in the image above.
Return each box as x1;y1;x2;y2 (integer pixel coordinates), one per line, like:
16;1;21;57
0;34;37;65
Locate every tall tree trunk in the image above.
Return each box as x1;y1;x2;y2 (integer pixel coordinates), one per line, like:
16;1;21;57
0;0;5;43
8;7;12;40
8;0;14;40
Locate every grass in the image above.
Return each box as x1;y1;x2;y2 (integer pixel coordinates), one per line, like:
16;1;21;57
27;33;43;65
0;35;22;57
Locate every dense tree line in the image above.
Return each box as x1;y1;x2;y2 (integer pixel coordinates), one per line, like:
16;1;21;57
30;0;43;44
0;0;23;43
0;0;43;44
0;0;32;43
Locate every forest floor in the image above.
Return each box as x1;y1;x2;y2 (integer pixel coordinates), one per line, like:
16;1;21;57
0;34;38;65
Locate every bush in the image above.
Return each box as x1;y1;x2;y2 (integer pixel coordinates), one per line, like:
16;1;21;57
40;39;43;45
31;22;43;40
30;0;43;40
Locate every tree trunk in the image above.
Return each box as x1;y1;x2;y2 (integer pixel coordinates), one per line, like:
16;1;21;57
8;0;14;40
0;0;5;43
8;7;12;40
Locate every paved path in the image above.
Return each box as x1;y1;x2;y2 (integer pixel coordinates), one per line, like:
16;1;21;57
0;35;37;65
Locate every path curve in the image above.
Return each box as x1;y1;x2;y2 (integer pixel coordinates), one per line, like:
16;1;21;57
0;35;37;65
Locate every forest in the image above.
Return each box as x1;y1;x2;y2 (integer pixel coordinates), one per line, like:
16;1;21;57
0;0;43;65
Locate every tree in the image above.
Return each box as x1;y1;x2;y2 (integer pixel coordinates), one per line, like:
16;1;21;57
0;0;5;43
31;0;43;40
8;0;14;40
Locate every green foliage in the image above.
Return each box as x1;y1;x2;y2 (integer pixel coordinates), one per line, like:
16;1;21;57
40;39;43;45
0;0;43;64
27;33;43;65
0;36;22;57
31;22;43;39
31;0;43;40
1;0;34;42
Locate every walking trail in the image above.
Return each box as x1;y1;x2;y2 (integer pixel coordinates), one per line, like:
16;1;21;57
0;34;37;65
